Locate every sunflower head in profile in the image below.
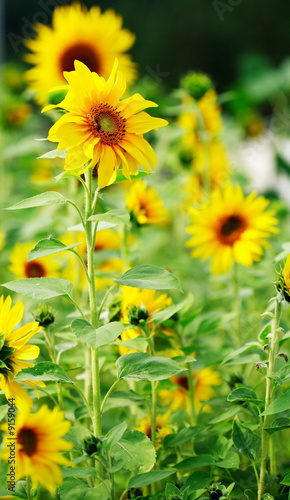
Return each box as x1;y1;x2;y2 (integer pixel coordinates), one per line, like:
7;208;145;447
125;179;168;226
276;254;290;303
9;242;61;279
0;295;45;411
2;405;72;493
44;60;168;188
186;183;278;275
25;3;137;105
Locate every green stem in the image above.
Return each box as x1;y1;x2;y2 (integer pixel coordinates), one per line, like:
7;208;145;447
187;362;196;425
43;327;63;408
84;170;102;481
100;379;120;415
26;476;32;500
232;261;241;348
71;383;94;422
257;295;282;500
98;284;117;321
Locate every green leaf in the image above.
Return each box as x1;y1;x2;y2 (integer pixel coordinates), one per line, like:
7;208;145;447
85;486;110;500
265;417;290;434
281;472;290;486
110;430;156;473
59;478;88;500
28;238;82;261
175;454;215;470
116;352;183;381
261;495;274;500
0;404;8;422
164;426;204;448
62;467;96;478
14;361;71;383
71;319;124;349
215;451;240;469
113;168;149;184
64;425;91;453
2;277;73;300
5;191;67;210
223;342;261;364
262;389;290;415
128;470;175;489
228;387;263;405
244;490;256;500
152;299;188;326
165;483;182;500
38;149;67;159
114;264;182;292
210;405;244;424
102;390;144;412
182;471;211;492
103;422;127;451
232;417;261;461
268;364;290;386
88;209;130;226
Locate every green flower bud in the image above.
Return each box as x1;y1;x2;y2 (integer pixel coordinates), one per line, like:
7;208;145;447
180;71;213;100
32;304;55;327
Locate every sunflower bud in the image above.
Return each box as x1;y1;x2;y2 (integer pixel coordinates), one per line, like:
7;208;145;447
180;71;213;100
83;435;103;456
128;304;149;325
32;304;55;327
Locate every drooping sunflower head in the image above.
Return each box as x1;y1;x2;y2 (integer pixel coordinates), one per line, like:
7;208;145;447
2;405;73;492
25;3;137;105
0;295;44;410
9;242;61;279
125;179;168;226
43;59;168;188
186;183;279;275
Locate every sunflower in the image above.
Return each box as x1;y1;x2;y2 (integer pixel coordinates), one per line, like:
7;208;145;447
186;183;278;275
43;59;168;188
178;89;222;139
125;179;168;225
9;242;61;280
136;412;173;448
0;296;45;411
118;327;142;356
2;405;72;493
25;3;136;105
121;286;172;322
159;367;221;413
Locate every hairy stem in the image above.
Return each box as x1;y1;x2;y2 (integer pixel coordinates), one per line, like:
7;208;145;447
257;295;282;500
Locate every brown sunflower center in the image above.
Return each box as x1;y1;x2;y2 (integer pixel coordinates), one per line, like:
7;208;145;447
175;375;189;391
218;214;246;245
59;43;99;74
18;427;38;456
87;104;126;145
25;261;46;278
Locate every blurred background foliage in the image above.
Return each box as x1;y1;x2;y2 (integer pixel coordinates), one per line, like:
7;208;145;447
2;0;290;91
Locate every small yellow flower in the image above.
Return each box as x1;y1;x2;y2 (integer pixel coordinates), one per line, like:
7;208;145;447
2;405;72;493
43;59;168;188
159;367;221;413
136;412;173;448
279;254;290;302
125;179;168;225
186;183;278;275
0;296;45;411
25;3;137;105
9;242;61;279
